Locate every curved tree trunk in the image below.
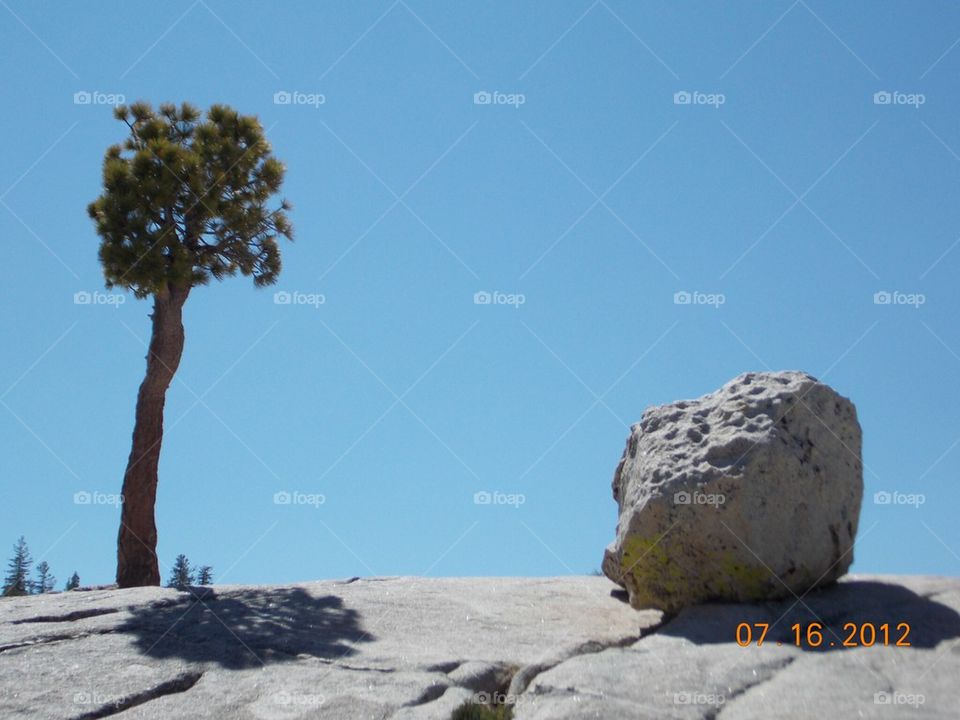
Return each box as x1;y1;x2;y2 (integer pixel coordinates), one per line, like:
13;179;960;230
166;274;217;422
116;285;190;588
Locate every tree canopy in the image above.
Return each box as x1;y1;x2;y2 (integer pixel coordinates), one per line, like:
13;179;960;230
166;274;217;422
88;101;292;298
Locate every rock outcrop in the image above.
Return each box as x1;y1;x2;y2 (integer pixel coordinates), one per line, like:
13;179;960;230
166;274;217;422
1;575;958;718
603;371;863;612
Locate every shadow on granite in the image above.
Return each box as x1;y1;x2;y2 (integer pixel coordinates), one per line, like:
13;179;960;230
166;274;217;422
116;586;371;668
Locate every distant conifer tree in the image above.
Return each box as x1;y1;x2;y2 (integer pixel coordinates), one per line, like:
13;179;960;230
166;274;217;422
65;572;81;591
2;536;33;596
196;565;213;585
166;554;194;590
34;561;55;594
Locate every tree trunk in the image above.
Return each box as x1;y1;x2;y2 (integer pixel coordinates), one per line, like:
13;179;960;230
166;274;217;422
116;285;190;588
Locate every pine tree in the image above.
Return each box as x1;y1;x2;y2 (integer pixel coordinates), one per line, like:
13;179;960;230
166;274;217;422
2;536;33;596
65;572;80;591
166;554;193;590
34;561;55;594
196;565;213;585
88;102;293;588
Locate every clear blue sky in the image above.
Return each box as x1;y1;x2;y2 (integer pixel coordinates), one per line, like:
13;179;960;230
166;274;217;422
2;1;959;587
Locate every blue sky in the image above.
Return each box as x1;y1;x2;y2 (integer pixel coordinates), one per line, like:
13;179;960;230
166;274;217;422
2;0;959;587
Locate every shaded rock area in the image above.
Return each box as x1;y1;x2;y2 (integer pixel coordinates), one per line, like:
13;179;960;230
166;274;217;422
603;371;863;612
1;575;958;719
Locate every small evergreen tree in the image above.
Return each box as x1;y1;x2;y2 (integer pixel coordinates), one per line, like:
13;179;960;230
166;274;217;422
3;537;33;596
196;565;213;585
34;561;56;594
65;572;81;591
166;554;193;590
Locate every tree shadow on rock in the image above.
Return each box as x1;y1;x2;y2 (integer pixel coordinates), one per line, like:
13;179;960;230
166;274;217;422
117;586;371;668
655;580;960;652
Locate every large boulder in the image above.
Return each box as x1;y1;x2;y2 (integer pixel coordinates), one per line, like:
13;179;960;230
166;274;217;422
602;370;863;613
